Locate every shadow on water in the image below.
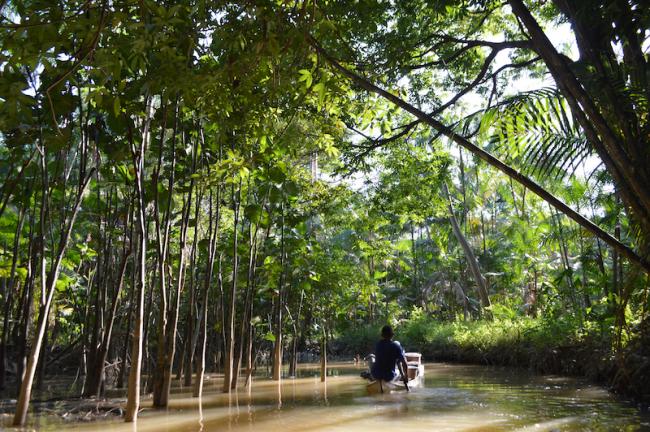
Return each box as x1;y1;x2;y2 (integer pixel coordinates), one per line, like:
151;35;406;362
2;362;650;431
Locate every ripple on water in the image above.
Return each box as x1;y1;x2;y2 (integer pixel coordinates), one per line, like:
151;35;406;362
2;362;650;432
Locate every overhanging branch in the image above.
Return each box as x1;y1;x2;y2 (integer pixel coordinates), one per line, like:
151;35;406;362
307;35;650;274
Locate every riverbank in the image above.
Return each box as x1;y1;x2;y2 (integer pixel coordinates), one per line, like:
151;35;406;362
335;314;650;404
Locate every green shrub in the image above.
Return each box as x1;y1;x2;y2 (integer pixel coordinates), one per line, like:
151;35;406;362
333;324;379;355
335;309;613;372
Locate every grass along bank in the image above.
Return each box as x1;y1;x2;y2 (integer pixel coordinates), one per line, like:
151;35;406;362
334;308;650;403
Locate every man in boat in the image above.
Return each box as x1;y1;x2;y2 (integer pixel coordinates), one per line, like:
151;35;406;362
371;325;408;384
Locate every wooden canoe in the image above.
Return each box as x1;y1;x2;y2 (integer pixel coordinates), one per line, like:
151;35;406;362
366;352;424;394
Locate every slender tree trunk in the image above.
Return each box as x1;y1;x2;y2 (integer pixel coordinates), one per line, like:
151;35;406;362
125;214;146;422
320;324;327;383
0;207;26;390
272;203;285;381
578;230;591;309
152;106;178;407
287;290;303;378
13;159;94;426
150;101;171;406
444;184;490;309
612;205;621;316
84;231;131;397
239;225;256;384
117;220;136;391
141;241;155;395
124;99;152;423
551;208;581;313
116;198;135;392
158;178;194;406
158;125;198;402
223;178;241;392
35;321;51;391
15;211;37;395
613;211;626;349
183;189;202;387
245;223;270;387
85;185;115;397
216;254;225;374
233;176;262;389
193;186;220;398
410;223;420;306
232;244;250;387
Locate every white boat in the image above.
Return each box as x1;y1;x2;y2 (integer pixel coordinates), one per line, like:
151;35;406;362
366;352;424;394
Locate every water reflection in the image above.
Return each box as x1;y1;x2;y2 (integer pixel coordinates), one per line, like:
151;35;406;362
196;395;203;432
3;362;650;431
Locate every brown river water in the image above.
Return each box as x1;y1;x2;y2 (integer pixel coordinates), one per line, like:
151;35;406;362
2;362;649;431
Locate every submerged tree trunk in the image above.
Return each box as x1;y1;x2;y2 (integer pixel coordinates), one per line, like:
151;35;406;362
246;223;271;387
156;136;196;405
272;203;285;381
183;188;202;387
234;175;265;389
13;152;94;426
233;227;252;389
320;324;327;383
152;102;178;408
223;179;242;392
84;230;131;398
193;186;220;398
125;100;152;423
15;210;37;396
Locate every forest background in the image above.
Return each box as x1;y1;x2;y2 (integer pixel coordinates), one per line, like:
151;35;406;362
0;0;649;425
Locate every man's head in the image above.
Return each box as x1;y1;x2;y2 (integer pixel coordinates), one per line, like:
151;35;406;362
381;325;394;340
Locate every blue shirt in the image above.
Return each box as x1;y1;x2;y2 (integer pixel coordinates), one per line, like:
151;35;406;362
371;339;406;381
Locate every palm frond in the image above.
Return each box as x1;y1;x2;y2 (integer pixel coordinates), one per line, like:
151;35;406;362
483;88;593;181
451;88;598;184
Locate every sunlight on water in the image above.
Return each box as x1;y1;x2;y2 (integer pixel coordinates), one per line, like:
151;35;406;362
4;363;650;431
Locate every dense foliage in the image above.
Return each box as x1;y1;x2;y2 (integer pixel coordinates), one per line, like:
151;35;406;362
0;0;648;425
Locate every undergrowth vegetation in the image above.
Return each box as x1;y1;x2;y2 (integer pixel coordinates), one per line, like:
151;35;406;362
336;306;625;384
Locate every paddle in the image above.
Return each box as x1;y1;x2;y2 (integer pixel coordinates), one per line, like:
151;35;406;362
398;361;410;392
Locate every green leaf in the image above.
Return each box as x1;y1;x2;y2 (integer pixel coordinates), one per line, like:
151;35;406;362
268;166;286;183
313;82;326;108
283;180;299;197
373;270;388;280
298;69;313;88
113;96;121;117
244;203;263;223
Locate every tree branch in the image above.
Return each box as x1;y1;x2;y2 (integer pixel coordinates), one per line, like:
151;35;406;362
0;147;37;221
343;119;421;167
45;4;106;132
406;38;532;71
307;34;650;273
508;0;650;239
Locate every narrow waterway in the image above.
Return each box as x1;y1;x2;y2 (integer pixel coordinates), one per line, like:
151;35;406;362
3;362;649;431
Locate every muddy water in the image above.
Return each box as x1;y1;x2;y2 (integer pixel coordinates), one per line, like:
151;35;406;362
4;362;650;431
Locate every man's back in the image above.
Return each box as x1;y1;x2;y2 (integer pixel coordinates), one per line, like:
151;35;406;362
371;339;405;381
